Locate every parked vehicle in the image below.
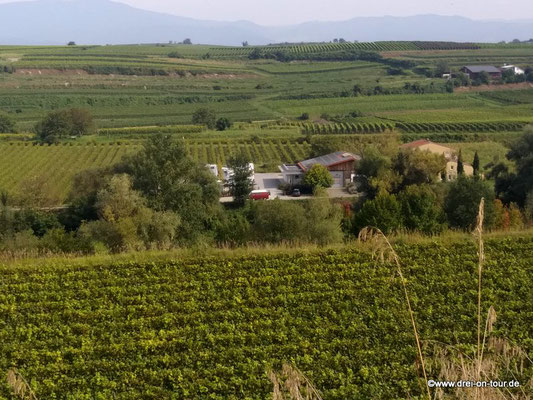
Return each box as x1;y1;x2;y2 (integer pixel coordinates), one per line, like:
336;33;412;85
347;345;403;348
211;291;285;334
249;190;270;200
292;189;301;197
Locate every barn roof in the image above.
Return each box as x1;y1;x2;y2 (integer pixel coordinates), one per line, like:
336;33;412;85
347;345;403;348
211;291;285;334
462;65;501;73
299;151;360;171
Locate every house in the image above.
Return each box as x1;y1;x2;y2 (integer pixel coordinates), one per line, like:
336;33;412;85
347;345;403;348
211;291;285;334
279;151;361;188
400;139;474;181
501;64;525;75
460;65;502;80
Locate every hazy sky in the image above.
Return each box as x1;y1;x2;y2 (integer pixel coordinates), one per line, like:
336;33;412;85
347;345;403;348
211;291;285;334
1;0;532;25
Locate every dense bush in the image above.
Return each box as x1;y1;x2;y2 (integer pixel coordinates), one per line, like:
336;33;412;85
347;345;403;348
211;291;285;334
0;112;15;133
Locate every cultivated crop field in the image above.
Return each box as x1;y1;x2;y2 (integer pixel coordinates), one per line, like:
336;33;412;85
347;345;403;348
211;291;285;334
0;237;531;399
0;139;315;201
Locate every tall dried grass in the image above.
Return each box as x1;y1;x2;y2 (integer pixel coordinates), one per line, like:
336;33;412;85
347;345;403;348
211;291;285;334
268;363;323;400
6;368;38;400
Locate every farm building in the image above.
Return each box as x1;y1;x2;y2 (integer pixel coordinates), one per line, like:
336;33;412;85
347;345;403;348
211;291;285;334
401;139;473;181
460;65;502;80
279;151;361;188
501;64;525;75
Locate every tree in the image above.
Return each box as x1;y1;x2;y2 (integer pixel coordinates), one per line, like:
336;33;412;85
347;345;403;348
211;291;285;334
79;175;180;252
16;175;59;208
398;185;446;234
227;152;253;207
34;108;94;143
352;84;363;96
242;41;249;47
192;108;216;129
35;110;73;143
305;190;343;245
303;164;334;189
435;60;450;76
182;38;192;45
444;177;495;230
476;71;490;85
353;192;403;234
457;149;464;176
69;108;95;136
299;113;310;121
116;135;221;243
473;151;480;176
251;200;306;243
215;117;232;131
494;128;533;206
393;149;446;188
0;112;15;133
67;41;76;46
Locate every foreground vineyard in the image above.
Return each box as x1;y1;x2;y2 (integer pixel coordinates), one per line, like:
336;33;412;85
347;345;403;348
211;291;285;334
0;237;531;399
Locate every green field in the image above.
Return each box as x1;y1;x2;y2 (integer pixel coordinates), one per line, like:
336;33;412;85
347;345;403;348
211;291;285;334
0;236;531;399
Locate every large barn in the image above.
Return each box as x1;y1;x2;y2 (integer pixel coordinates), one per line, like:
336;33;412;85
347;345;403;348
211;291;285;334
279;151;361;188
460;65;502;80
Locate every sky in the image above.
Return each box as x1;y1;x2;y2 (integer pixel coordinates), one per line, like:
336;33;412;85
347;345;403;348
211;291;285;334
0;0;532;25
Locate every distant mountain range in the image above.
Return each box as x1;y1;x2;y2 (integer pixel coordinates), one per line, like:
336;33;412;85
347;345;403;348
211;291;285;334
1;0;532;45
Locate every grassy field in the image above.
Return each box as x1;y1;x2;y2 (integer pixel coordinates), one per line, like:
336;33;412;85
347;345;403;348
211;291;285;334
0;235;531;399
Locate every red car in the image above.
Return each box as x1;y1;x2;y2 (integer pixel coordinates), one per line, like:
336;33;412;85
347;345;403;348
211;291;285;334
249;190;270;200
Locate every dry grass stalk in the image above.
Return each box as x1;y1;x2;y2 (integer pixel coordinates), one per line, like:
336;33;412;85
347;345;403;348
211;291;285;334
473;198;486;384
6;368;38;400
430;198;532;400
269;363;323;400
358;226;431;400
432;313;532;400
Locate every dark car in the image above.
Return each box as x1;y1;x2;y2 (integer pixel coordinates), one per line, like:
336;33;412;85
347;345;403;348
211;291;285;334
291;189;301;197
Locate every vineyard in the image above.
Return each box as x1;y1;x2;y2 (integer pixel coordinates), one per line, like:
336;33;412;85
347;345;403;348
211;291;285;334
0;143;139;200
0;140;314;202
0;237;531;399
206;41;487;58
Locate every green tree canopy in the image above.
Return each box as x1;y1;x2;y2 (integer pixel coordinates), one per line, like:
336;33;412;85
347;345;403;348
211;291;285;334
303;164;334;189
227;152;253;207
494;128;533;206
215;117;232;131
394;149;446;188
444;177;495;230
0;112;15;133
398;185;446;234
353;192;403;234
192;108;217;129
117;135;221;243
35;108;94;143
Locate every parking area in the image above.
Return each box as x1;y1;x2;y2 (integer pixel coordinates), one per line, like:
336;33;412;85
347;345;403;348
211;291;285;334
220;173;360;202
253;173;284;198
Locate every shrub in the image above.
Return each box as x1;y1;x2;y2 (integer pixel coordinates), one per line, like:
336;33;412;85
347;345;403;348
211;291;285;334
303;164;334;189
215;117;232;131
0;112;15;133
192;108;217;129
353;192;403;234
444;177;495;230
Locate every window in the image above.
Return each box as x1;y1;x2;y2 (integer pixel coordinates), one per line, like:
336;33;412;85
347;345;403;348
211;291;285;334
451;165;454;170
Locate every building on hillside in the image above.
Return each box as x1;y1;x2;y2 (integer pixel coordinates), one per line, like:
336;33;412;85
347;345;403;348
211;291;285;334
460;65;502;80
400;139;474;181
279;151;361;188
501;64;525;75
